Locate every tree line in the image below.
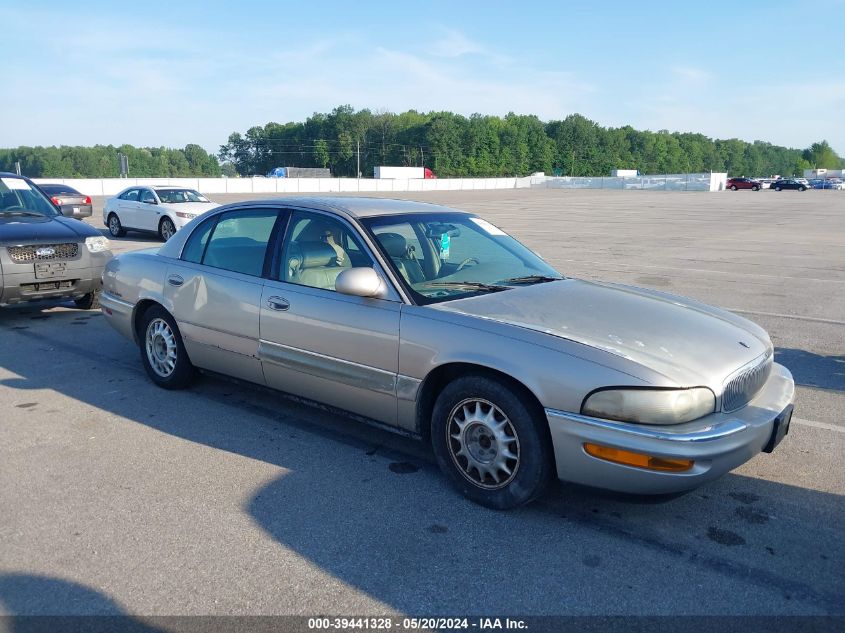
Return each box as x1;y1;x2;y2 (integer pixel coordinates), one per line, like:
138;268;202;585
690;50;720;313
1;107;841;179
0;144;222;178
218;106;843;178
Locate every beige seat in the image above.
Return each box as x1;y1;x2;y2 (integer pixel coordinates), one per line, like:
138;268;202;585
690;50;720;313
377;232;426;285
287;241;350;290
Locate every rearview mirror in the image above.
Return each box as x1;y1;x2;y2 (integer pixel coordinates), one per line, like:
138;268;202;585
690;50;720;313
424;223;461;239
335;267;388;299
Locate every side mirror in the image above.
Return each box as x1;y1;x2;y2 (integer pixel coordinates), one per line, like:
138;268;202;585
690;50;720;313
335;267;388;299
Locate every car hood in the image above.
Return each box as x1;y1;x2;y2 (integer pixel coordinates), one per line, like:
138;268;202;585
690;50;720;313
430;278;772;386
0;214;98;244
159;202;220;214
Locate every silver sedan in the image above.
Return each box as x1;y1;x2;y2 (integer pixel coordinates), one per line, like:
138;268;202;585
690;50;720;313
100;197;795;509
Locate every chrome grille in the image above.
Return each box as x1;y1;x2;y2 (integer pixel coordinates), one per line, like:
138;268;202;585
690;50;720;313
722;353;773;412
7;243;79;263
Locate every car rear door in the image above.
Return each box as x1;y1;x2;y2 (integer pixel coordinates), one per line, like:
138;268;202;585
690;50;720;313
258;209;402;426
164;207;283;385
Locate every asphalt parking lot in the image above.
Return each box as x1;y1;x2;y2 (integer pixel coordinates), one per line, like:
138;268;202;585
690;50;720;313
1;189;843;618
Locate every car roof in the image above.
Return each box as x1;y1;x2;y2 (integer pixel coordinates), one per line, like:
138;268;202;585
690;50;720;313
150;185;197;190
243;196;468;219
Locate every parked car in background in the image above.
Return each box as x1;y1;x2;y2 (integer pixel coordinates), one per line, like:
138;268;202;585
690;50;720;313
771;179;808;191
756;178;775;189
813;179;844;190
1;173;111;309
100;197;794;509
726;177;761;191
103;186;219;241
37;183;93;218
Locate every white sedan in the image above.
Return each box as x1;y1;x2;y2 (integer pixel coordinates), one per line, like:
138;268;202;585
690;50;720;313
103;186;219;241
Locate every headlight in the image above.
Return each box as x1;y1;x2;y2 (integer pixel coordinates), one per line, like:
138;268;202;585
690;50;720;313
85;236;110;253
175;212;196;219
581;387;715;425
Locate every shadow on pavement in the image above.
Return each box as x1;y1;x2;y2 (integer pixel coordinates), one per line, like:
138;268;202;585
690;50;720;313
775;348;845;392
0;309;843;615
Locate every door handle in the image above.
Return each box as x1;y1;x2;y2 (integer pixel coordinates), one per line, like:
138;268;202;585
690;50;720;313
167;274;184;287
266;296;289;311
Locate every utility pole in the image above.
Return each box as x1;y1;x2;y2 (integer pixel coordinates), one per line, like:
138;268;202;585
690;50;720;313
356;140;360;179
420;145;425;168
14;161;21;175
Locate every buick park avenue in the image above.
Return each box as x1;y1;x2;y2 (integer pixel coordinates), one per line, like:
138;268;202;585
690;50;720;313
100;197;794;509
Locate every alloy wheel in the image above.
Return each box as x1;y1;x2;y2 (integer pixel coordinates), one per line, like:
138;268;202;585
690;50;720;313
447;398;520;489
145;318;177;377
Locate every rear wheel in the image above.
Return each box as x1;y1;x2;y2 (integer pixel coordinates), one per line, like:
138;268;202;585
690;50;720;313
799;186;806;192
775;186;782;191
730;185;738;191
138;305;195;389
752;185;759;191
107;213;126;237
431;375;554;510
73;290;100;310
159;217;176;241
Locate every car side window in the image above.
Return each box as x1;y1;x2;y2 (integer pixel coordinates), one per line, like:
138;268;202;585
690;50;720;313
279;211;373;291
140;189;156;204
200;209;279;277
181;217;216;264
120;189;139;201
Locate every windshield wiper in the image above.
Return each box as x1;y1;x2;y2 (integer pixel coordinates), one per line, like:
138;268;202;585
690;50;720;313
499;275;564;285
0;210;45;217
423;281;509;292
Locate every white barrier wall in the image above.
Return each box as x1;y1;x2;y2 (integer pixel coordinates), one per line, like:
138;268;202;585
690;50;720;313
31;173;727;196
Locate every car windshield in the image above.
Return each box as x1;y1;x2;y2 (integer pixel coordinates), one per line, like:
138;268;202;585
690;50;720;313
362;212;563;304
156;189;209;203
0;176;59;217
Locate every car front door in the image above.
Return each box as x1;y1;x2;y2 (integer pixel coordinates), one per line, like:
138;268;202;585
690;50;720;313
164;207;283;385
116;188;140;227
259;209;402;426
138;188;162;232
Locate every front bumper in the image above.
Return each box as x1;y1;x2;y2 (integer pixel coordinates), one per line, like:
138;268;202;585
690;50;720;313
546;362;795;494
0;248;111;306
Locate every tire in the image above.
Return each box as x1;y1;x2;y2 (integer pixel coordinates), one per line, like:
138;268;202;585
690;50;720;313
799;186;806;192
159;217;177;241
138;305;195;389
775;186;782;191
431;375;554;510
752;186;759;191
73;290;101;310
730;185;738;191
107;213;126;237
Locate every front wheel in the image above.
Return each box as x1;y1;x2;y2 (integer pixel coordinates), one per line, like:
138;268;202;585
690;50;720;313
775;186;782;191
730;185;738;191
159;217;177;241
752;186;759;191
138;305;195;389
799;186;806;192
431;375;554;510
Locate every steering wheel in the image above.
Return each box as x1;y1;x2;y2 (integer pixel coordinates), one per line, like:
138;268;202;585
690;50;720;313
455;257;480;272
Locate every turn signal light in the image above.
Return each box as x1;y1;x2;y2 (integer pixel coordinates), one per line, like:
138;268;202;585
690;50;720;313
583;443;694;472
84;196;92;204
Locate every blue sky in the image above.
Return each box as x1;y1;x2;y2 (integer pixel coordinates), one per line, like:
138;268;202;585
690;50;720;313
3;1;843;154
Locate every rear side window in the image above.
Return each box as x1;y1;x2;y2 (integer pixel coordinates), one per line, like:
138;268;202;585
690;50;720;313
181;218;216;264
139;189;157;204
199;209;279;277
119;189;139;201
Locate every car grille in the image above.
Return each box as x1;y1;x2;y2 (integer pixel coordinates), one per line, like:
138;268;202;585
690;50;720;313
7;243;79;263
722;352;773;412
